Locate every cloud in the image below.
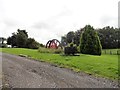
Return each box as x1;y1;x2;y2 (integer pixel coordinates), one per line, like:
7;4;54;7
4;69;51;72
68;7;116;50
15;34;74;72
118;1;120;27
100;16;118;27
0;0;119;44
3;19;19;27
27;27;61;45
33;22;51;29
32;7;72;29
31;7;73;43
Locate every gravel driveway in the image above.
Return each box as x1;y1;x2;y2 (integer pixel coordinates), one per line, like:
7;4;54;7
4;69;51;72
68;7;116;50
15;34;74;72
1;52;118;88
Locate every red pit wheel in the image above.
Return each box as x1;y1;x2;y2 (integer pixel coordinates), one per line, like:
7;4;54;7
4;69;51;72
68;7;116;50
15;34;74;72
46;39;62;49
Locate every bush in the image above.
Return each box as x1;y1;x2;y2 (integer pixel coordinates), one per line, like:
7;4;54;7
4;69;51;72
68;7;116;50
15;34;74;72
64;45;77;55
38;47;63;54
54;48;63;54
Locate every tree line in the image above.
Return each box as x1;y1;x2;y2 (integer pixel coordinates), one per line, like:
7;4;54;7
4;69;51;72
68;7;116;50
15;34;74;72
63;25;102;55
7;29;44;49
61;25;120;49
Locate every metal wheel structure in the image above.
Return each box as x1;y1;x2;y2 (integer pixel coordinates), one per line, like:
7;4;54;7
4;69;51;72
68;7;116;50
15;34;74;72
46;39;62;49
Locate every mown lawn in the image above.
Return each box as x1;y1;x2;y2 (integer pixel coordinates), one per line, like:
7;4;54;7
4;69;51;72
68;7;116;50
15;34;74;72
1;48;119;80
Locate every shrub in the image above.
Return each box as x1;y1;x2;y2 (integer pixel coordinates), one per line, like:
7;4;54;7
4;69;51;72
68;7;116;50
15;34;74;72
64;45;77;55
54;48;63;54
38;47;63;54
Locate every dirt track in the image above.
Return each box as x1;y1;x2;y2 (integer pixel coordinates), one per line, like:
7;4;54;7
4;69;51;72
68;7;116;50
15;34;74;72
1;52;118;88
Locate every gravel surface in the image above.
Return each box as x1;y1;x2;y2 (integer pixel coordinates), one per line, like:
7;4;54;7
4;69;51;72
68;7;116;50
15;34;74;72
1;52;118;88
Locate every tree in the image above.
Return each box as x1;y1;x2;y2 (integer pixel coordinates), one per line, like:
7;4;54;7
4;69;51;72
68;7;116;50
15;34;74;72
61;29;83;47
97;26;119;49
7;37;12;45
26;38;40;49
7;29;28;48
118;28;120;48
74;30;82;46
7;29;44;49
0;37;7;48
0;37;6;44
16;30;28;48
61;36;67;47
11;33;17;47
80;25;102;55
61;25;119;50
17;29;28;37
66;31;75;43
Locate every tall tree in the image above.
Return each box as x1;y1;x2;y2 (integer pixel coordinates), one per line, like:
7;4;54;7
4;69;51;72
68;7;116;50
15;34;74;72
11;33;17;47
7;29;43;49
7;37;12;45
7;29;28;48
74;30;82;46
16;29;28;48
80;25;102;55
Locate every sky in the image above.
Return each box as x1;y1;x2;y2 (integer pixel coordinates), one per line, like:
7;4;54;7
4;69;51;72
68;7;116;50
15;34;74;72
0;0;119;44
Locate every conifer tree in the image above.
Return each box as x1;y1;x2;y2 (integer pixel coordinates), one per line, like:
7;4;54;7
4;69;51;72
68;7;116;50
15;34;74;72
80;25;102;55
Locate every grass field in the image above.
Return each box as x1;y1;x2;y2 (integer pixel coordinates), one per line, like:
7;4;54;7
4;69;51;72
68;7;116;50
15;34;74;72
1;48;119;80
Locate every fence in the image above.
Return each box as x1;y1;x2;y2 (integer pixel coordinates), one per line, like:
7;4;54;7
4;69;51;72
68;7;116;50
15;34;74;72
102;49;120;55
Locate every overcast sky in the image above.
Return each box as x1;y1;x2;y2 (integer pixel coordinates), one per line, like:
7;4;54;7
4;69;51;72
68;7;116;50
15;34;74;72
0;0;119;44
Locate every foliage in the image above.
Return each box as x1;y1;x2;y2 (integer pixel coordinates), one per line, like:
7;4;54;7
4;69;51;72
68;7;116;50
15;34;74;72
7;37;12;45
7;29;28;48
61;30;82;47
39;43;45;47
97;26;120;49
74;30;81;46
64;43;77;55
0;37;6;44
38;47;51;53
54;48;63;54
61;25;119;49
64;46;77;55
16;30;28;48
26;38;40;49
38;47;63;54
66;31;75;43
80;25;102;55
61;36;67;47
7;33;17;47
1;48;118;80
0;37;7;48
7;29;43;49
